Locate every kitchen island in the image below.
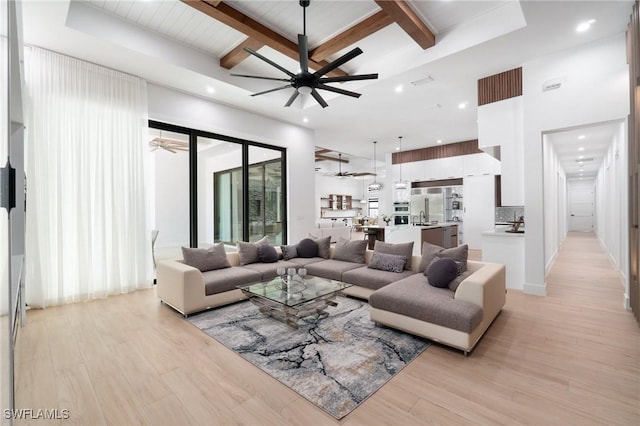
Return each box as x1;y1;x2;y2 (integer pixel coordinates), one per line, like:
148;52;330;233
384;223;459;255
482;226;524;290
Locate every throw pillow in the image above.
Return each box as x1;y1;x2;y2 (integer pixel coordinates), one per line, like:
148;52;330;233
368;251;407;273
418;242;445;272
257;244;279;263
181;243;230;272
308;234;331;259
280;244;298;260
438;244;469;273
333;238;368;264
297;238;319;258
236;236;269;266
426;257;458;288
373;240;414;270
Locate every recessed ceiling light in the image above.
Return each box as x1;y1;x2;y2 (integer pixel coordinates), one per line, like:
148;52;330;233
578;155;584;159
395;85;403;93
303;117;309;123
395;146;400;151
206;86;215;94
458;102;467;109
437;140;442;144
576;19;596;33
578;135;586;140
578;146;585;151
579;162;584;165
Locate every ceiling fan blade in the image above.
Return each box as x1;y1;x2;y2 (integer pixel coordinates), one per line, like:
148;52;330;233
251;84;293;97
230;73;292;82
313;47;363;78
311;89;328;108
298;34;309;73
244;47;296;78
320;73;379;83
164;147;177;153
317;83;361;98
284;90;299;107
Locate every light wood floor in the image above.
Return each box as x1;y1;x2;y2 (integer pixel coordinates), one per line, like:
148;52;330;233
14;232;640;425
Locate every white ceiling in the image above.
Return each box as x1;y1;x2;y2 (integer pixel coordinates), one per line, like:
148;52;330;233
21;0;634;178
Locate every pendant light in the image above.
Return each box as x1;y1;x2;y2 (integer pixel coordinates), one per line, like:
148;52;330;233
394;136;408;190
360;178;367;203
367;141;383;192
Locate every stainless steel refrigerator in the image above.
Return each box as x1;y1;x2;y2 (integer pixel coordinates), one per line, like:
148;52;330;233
410;195;429;224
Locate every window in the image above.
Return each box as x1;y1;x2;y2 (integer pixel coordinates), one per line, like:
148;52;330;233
368;197;379;217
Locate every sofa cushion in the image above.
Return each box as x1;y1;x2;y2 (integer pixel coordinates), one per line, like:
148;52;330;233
257;244;279;263
280;244;298;260
297;238;318;258
418;242;469;273
418;242;445;272
181;243;230;272
288;257;326;267
437;245;468;273
202;266;261;296
342;266;415;291
426;258;458;288
243;260;300;280
237;236;269;265
373;241;414;270
332;238;367;264
368;252;407;273
449;269;473;292
369;274;483;333
305;259;364;281
308;234;331;259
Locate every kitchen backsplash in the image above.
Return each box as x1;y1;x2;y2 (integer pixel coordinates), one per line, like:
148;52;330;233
495;206;524;223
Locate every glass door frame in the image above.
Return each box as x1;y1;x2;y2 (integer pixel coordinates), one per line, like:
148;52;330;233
148;120;288;246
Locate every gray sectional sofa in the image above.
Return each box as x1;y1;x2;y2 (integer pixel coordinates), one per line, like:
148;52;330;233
156;238;505;354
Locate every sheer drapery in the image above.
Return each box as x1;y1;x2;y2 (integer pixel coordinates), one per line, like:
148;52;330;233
0;37;8;315
24;47;152;307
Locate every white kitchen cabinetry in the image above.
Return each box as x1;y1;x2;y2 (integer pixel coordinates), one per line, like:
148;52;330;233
439;156;464;179
478;97;523;205
463;175;495;250
478;153;500;175
423;159;442;180
463;154;479;176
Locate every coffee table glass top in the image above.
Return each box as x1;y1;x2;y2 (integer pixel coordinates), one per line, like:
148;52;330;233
238;276;352;307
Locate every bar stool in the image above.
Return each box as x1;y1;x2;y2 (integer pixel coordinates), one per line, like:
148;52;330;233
363;228;378;250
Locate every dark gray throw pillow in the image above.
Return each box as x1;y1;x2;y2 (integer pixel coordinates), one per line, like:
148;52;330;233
368;251;407;273
309;234;331;259
237;236;268;265
257;244;279;263
280;244;298;260
181;243;230;272
373;240;414;270
418;242;445;272
438;244;468;272
333;238;368;264
426;257;458;288
297;238;318;258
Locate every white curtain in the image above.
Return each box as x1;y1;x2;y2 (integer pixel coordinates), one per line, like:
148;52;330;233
24;47;152;308
0;36;8;315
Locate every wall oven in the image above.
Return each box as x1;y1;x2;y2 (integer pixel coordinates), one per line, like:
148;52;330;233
393;202;410;225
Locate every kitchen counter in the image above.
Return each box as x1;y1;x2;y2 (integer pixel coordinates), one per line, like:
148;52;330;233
482;226;524;289
385;223;459;254
482;226;525;237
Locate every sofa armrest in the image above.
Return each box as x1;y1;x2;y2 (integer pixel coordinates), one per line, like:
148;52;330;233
156;260;206;315
454;261;506;320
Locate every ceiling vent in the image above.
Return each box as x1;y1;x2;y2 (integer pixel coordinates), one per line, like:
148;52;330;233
542;77;564;92
411;75;434;86
575;157;594;162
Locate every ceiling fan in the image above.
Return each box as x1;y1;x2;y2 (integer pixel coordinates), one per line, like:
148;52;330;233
149;137;189;153
231;0;379;108
318;153;376;178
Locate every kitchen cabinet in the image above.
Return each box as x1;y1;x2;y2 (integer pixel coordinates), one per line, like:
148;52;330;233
463;154;479;176
439;157;464;179
463;175;495;250
423;159;442;180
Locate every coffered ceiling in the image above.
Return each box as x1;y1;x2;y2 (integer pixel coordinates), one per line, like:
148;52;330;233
21;0;634;172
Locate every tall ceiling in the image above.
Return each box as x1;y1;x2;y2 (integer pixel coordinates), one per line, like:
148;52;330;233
21;0;634;175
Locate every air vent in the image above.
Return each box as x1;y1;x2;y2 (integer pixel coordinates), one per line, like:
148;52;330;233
411;75;434;86
575;157;594;162
542;77;564;92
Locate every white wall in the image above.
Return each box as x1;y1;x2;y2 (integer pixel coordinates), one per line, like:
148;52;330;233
542;135;567;272
147;84;317;243
522;33;629;295
594;121;629;304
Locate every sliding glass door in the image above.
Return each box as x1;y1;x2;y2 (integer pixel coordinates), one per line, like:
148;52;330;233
149;121;286;248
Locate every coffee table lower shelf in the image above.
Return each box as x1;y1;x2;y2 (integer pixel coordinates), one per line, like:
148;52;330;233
247;293;339;328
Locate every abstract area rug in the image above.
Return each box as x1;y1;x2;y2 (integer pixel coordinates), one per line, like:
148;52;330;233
187;296;430;419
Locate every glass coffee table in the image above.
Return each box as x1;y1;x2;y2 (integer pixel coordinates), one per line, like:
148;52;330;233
238;276;352;328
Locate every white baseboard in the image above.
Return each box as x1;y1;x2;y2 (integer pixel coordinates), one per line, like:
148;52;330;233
523;282;547;296
545;248;558;275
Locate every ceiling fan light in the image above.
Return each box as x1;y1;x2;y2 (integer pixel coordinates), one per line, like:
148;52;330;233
297;86;313;95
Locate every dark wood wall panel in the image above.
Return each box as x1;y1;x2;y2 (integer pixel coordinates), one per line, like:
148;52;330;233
392;140;482;164
478;67;523;106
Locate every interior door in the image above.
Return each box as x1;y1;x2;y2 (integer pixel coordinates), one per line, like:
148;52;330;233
569;187;594;232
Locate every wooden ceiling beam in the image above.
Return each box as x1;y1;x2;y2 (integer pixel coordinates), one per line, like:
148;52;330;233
315;154;349;163
220;38;265;69
314;148;332;155
374;0;435;49
309;10;394;62
181;0;347;77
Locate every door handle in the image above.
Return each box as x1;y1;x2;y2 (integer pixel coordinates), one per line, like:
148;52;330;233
570;214;575;216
